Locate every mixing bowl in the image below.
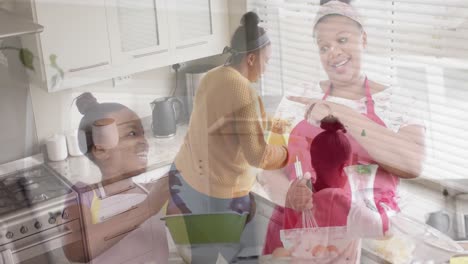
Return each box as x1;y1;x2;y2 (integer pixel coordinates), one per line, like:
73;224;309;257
162;212;248;263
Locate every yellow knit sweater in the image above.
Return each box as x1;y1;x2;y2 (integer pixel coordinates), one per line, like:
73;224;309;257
175;66;288;199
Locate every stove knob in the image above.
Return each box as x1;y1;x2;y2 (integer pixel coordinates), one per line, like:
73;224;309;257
62;210;69;220
20;226;28;234
34;221;42;229
48;217;56;225
5;232;13;239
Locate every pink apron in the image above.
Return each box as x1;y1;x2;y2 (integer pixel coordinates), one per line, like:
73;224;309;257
263;78;400;255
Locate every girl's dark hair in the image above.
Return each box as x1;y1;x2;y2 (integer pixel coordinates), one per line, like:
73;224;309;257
310;116;351;180
320;0;352;5
76;92;127;151
229;12;269;65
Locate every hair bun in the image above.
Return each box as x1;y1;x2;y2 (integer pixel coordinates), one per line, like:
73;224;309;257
320;0;352;5
76;92;98;115
320;115;347;133
240;11;261;27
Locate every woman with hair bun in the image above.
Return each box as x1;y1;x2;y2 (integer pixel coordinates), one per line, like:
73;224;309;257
263;0;426;259
62;92;169;264
165;11;289;263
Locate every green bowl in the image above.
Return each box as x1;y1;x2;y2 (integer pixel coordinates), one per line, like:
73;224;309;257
175;243;242;263
162;212;248;245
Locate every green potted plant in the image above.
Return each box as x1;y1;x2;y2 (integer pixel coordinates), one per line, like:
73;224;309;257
0;45;64;88
0;46;35;71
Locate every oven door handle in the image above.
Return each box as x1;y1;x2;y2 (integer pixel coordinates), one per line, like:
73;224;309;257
0;249;14;264
11;228;73;254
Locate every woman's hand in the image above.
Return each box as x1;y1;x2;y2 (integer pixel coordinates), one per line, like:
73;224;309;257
285;178;313;211
286;96;318;106
288;95;426;179
147;176;171;216
287;96;340;123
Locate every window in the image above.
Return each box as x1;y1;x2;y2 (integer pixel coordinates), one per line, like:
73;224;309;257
248;0;468;179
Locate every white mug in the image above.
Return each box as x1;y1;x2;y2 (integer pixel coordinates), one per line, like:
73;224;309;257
45;134;68;161
66;129;87;156
92;118;119;149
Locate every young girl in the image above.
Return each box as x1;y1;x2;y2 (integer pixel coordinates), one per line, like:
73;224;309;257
63;92;169;264
270;114;391;263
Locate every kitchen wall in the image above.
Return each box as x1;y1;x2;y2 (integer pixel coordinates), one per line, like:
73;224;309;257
9;0;242;147
29;54;227;144
400;179;453;225
25;0;244;144
0;37;39;164
228;0;247;35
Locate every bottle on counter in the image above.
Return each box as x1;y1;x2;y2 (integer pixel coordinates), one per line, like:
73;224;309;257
66;129;88;156
45;134;68;161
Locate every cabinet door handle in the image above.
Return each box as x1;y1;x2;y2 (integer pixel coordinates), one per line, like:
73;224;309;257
133;49;168;58
104;225;139;241
100;184;136;199
100;205;139;222
176;41;208;50
69;62;109;72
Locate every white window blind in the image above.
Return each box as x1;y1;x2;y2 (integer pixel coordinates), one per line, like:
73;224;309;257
249;0;395;95
391;0;468;180
248;0;468;179
249;0;284;95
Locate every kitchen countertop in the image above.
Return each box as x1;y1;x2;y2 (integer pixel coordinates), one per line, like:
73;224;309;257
0;108;466;206
1;124;466;264
0;154;44;176
1;99;466;263
3;124;465;209
43;114;286;207
46;118;187;188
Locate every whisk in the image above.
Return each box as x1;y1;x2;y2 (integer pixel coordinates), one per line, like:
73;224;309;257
294;157;318;229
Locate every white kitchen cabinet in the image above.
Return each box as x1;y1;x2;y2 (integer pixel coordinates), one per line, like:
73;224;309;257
22;0;112;92
168;0;229;63
105;0;172;75
20;0;229;92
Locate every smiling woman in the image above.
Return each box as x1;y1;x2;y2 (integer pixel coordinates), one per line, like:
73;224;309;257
62;92;170;264
300;0;426;179
263;0;427;259
76;92;149;178
315;15;366;89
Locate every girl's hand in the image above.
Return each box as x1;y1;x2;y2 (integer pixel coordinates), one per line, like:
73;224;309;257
285;178;313;211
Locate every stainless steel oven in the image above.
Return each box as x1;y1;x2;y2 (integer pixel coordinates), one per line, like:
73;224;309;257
0;165;84;264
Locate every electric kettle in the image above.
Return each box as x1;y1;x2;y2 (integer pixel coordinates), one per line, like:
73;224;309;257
150;97;183;138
